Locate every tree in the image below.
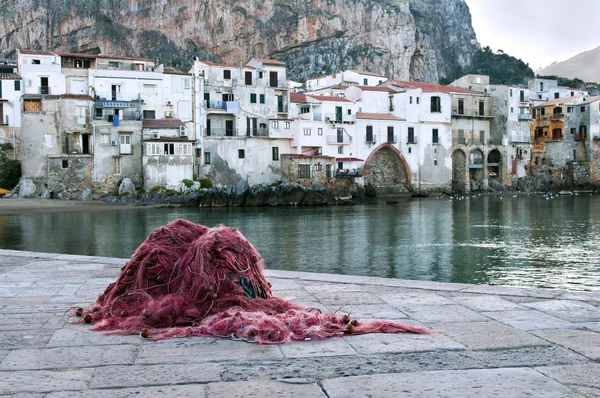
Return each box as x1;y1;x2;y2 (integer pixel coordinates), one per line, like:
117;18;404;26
0;143;21;190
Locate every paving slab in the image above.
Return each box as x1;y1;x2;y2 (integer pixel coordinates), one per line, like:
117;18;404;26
0;369;94;393
558;291;600;304
135;338;283;365
340;303;409;320
581;322;600;332
401;304;489;324
448;295;525;312
206;380;327;398
46;327;141;347
533;329;600;360
0;329;53;349
321;368;577;398
0;344;137;370
46;385;207;398
343;331;465;354
308;291;384;306
279;336;356;358
524;300;600;323
303;283;365;293
483;309;581;331
89;363;220;389
268;278;303;291
434;321;551;350
536;364;600;390
379;292;456;307
461;284;563;298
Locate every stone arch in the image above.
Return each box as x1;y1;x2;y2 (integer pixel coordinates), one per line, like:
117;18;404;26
452;149;467;193
363;144;411;196
469;149;485;192
487;149;502;180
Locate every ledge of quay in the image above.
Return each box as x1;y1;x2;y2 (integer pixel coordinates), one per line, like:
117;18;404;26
0;250;598;397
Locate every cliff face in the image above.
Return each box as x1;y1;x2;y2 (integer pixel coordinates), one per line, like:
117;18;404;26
0;0;480;83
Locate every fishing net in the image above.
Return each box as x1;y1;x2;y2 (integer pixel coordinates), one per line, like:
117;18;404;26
76;219;430;343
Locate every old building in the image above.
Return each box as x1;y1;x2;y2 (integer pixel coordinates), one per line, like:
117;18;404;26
305;70;387;92
0;61;21;160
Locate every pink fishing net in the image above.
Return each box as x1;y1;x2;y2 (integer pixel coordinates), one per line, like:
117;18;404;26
77;219;430;343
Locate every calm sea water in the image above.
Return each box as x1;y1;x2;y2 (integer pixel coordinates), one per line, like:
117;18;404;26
1;195;599;291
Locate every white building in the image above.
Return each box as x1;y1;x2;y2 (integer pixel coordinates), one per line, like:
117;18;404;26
305;70;387;91
0;69;22;160
528;78;587;101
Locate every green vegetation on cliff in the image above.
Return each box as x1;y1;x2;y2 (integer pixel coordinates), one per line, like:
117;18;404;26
0;143;21;190
462;46;534;85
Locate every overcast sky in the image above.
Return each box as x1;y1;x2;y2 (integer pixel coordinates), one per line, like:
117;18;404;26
463;0;600;70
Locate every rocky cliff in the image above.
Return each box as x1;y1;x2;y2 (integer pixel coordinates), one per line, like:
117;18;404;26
0;0;480;82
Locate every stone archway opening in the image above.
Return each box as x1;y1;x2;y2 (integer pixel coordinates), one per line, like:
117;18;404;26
452;149;467;193
487;149;502;181
363;145;410;197
469;149;485;192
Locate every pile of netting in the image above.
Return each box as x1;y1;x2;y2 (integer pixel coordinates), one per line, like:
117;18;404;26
74;219;430;344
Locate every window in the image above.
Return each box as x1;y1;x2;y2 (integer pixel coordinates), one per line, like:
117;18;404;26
143;84;155;96
258;71;263;79
571;128;576;134
143;110;155;119
250;93;257;104
100;134;110;145
571;91;575;97
204;152;211;164
510;107;514;113
300;106;310;114
272;147;279;161
479;101;485;116
183;78;190;89
112;157;122;174
580;126;588;134
303;128;311;135
347;109;351;115
363;78;368;85
430;96;441;112
222;93;234;102
416;97;420;104
223;70;231;80
337;162;343;170
32;59;41;65
271;121;279;128
581;106;586;112
567;107;573;113
408;127;415;144
554;93;559;99
366;125;374;143
163;143;175;155
14;81;20;91
245;71;252;85
510;89;513;97
62;159;69;169
318;128;323;135
410;97;413;104
238;149;245;159
108;61;119;68
520;90;525;102
458;99;464;115
119;134;132;155
338;146;343;154
259;94;265;104
432;128;439;144
298;164;311;178
285;122;290;129
540;82;544;91
434;159;438;166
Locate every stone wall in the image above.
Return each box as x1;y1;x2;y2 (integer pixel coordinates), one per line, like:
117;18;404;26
47;155;94;200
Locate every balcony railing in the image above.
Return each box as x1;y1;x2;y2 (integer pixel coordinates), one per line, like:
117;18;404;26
248;128;269;137
93;112;140;122
277;105;289;113
518;114;533;121
325;114;356;123
204;128;238;137
39;87;50;95
386;135;397;143
451;109;493;118
205;100;238;111
574;133;588;142
366;135;377;144
551;113;564;120
326;135;352;144
407;136;417;145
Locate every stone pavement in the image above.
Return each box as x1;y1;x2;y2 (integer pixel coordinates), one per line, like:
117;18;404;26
0;250;599;397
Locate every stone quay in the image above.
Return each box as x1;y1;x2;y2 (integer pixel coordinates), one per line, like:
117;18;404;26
0;250;599;397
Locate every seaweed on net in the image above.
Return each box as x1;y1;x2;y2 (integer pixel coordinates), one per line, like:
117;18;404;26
76;219;430;344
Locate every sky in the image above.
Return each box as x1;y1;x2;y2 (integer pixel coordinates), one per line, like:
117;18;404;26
463;0;600;70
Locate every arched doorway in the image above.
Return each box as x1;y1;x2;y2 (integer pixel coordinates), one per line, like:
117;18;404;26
363;144;411;197
469;149;485;192
452;149;467;193
487;149;502;181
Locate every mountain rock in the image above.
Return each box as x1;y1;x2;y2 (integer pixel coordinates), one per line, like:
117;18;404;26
0;0;479;83
537;46;600;84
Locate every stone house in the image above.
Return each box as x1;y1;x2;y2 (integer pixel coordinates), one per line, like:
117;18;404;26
0;68;22;160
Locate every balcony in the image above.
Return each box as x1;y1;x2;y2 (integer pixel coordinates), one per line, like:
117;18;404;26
205;100;238;112
451;109;494;118
93;112;140;122
325;113;356;123
277;105;289;114
386;135;398;144
518;114;533;121
204;128;238;137
551;113;564;120
574;133;588;142
366;135;377;144
407;137;418;145
248;128;269;137
326;135;352;144
39;87;51;95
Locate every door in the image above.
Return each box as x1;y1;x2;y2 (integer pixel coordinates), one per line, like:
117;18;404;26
40;77;49;94
225;120;234;136
269;71;278;87
82;134;90;154
206;119;211;136
387;126;394;143
252;118;257;136
335;106;342;122
458;99;464;115
479;101;485;116
204;93;210;108
277;95;283;113
337;128;344;143
111;85;121;101
245;71;252;86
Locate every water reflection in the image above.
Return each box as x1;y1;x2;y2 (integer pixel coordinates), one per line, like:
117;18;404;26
1;195;599;291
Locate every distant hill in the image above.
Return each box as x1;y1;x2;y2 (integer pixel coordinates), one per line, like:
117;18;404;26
537;46;600;83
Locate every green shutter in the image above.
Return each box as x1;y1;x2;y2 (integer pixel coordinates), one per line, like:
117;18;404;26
250;93;257;103
259;94;265;104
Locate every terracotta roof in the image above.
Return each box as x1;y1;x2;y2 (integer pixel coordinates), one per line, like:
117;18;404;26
533;95;584;108
19;49;56;56
281;154;335;159
200;60;252;68
354;85;396;92
356;112;405;121
583;95;600;103
57;52;98;59
163;67;191;76
142;119;185;129
22;93;93;100
336;157;364;162
97;54;154;62
251;58;286;66
0;73;21;80
306;94;352;103
290;93;307;103
346;70;386;78
392;80;477;94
